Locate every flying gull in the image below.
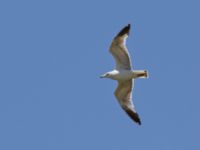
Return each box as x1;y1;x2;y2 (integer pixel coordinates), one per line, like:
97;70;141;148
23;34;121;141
100;24;148;125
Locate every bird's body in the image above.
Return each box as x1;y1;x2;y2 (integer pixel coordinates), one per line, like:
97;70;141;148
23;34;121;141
105;69;147;81
100;24;148;125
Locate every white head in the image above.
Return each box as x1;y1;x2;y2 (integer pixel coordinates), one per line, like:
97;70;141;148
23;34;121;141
100;72;112;79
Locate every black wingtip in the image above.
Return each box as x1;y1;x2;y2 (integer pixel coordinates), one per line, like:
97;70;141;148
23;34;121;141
125;109;141;125
116;24;131;37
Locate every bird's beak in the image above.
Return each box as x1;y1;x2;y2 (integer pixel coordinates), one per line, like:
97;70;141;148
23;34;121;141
100;74;106;78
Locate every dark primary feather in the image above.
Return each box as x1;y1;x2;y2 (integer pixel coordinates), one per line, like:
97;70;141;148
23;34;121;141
124;108;141;125
116;24;131;37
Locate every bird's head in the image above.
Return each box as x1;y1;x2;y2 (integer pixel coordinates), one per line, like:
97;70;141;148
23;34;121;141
100;73;111;79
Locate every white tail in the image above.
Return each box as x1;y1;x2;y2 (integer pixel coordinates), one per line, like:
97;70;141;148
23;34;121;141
132;70;148;79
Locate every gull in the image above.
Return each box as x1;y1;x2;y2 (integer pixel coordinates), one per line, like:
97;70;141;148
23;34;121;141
100;24;148;125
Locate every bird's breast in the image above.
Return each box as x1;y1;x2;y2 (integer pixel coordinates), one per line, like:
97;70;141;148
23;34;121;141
112;70;133;81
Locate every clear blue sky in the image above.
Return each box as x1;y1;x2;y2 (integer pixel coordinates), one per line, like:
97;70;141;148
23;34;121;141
0;0;199;149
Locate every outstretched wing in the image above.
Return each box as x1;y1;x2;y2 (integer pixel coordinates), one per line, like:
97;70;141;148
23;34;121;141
114;80;141;125
109;24;132;70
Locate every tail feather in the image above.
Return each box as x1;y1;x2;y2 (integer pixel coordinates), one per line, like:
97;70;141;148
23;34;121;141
144;70;148;78
133;70;149;78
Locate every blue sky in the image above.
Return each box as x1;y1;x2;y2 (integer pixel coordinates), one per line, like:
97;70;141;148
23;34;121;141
0;0;200;149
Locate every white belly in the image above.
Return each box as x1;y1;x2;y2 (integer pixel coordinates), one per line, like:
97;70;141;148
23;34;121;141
111;70;133;81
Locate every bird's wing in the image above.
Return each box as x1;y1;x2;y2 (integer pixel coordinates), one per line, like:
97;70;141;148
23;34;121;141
109;24;132;70
114;80;141;125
